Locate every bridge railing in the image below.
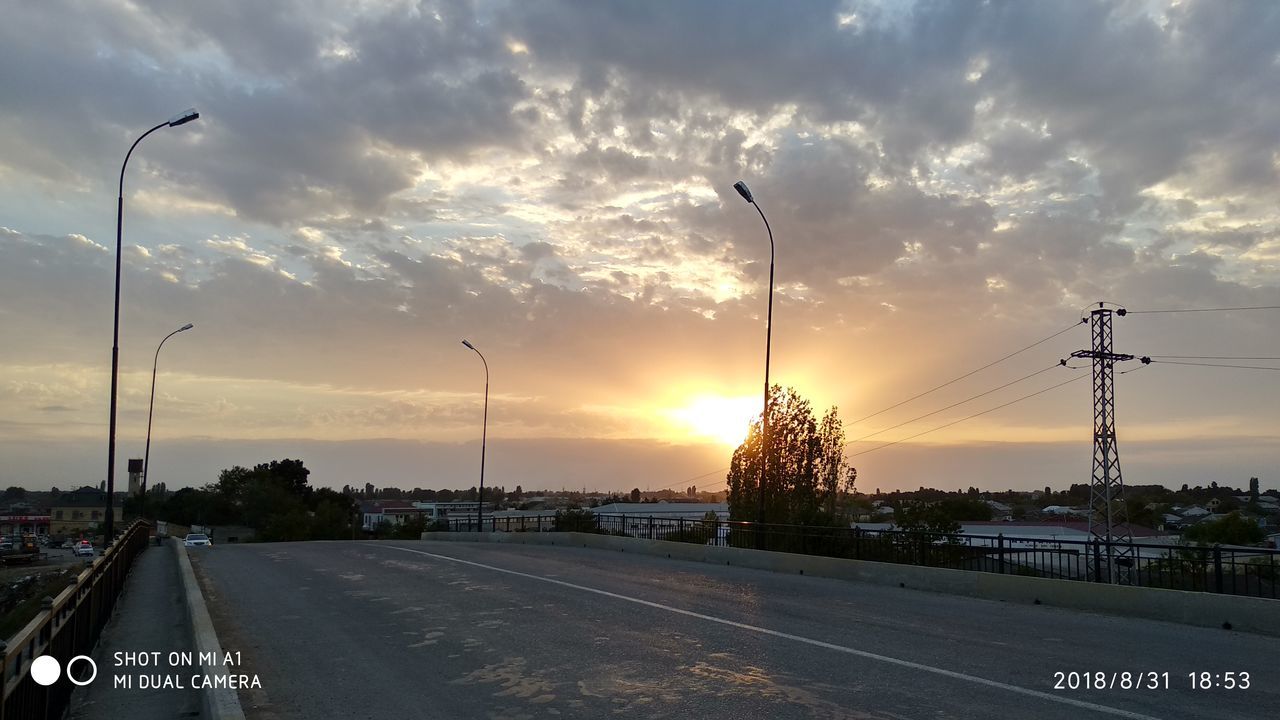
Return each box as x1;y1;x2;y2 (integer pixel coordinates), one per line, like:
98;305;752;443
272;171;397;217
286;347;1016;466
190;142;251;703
0;520;151;720
439;513;1279;599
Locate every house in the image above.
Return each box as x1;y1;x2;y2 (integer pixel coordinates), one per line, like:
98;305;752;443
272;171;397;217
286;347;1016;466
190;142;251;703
412;501;488;521
0;503;50;536
360;502;418;531
1179;506;1210;518
50;487;122;539
1206;498;1222;511
589;502;728;520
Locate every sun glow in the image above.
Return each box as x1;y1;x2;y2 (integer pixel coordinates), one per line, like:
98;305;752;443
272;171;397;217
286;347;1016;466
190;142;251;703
668;395;760;446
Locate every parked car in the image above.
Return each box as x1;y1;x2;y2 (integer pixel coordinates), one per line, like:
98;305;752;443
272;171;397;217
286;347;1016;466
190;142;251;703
183;533;212;548
73;540;95;557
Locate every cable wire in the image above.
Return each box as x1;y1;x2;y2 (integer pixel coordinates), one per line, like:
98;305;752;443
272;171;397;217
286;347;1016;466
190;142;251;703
847;372;1088;459
1148;360;1280;371
846;363;1062;446
1146;355;1280;361
849;320;1085;425
656;323;1088;492
1125;305;1280;314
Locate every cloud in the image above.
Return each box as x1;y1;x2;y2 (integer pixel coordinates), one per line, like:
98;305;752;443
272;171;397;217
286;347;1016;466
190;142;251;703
2;1;1280;492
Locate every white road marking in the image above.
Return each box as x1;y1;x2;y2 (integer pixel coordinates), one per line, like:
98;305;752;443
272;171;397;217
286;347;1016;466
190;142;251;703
383;545;1163;720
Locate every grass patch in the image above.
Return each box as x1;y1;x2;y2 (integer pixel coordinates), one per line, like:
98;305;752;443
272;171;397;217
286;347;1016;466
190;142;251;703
0;568;79;641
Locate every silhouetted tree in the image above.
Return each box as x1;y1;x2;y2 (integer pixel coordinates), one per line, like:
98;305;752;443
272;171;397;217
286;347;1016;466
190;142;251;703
1185;512;1265;546
726;385;855;526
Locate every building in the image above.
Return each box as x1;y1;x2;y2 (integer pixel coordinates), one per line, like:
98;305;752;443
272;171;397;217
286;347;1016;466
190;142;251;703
50;487;122;539
360;502;418;532
0;504;50;536
589;502;728;520
411;501;487;521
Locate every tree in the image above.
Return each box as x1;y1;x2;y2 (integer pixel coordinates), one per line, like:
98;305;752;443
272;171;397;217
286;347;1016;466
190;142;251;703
726;385;855;526
630;488;641;503
1249;477;1260;502
1184;512;1265;546
3;486;26;500
893;500;962;535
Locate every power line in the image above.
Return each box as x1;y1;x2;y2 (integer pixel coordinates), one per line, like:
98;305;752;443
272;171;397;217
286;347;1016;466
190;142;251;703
847;372;1088;459
849;320;1085;425
1125;305;1280;314
1147;355;1280;361
847;363;1062;446
658;322;1087;493
1148;359;1280;371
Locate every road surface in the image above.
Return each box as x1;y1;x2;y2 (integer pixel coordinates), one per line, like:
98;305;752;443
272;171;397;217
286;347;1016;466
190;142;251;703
190;540;1276;720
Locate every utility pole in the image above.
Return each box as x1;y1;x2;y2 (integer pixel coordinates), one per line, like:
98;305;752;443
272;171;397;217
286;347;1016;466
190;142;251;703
1067;303;1142;584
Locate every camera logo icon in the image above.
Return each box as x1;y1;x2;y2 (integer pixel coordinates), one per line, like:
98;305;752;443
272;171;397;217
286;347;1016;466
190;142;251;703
30;655;97;687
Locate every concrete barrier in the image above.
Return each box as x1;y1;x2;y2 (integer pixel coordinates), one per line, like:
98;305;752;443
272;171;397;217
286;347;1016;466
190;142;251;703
421;531;1280;637
175;541;248;720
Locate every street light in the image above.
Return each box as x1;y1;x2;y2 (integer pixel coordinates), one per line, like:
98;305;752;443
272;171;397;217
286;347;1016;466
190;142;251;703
105;108;200;542
141;323;194;516
461;339;489;532
732;180;775;545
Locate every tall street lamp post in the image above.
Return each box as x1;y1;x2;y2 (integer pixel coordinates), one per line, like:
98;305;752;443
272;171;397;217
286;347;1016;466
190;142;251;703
141;323;194;517
105;108;200;542
732;180;774;547
461;339;489;532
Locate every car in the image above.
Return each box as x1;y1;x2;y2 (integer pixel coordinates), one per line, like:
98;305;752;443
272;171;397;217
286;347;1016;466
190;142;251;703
73;541;95;557
183;533;212;548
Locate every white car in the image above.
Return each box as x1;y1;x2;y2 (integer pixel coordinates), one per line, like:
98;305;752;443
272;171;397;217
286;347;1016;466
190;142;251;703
183;533;212;547
73;541;95;557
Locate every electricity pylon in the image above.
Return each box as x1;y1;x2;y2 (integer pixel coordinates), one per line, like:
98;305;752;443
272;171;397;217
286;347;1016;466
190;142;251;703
1067;303;1140;584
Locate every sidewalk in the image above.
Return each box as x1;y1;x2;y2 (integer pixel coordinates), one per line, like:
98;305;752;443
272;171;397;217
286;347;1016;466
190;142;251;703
66;540;201;720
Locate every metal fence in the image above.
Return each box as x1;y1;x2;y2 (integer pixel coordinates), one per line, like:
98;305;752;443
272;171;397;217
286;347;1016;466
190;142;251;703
441;512;1280;600
0;520;151;720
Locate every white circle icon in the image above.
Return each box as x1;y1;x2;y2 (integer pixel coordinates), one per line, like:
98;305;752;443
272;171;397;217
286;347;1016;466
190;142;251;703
30;656;61;686
67;655;98;686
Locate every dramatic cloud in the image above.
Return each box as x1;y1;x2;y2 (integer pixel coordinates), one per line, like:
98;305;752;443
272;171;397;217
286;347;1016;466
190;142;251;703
2;0;1279;492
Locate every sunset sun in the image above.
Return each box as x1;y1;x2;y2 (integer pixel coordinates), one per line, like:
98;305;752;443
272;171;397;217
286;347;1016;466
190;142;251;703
669;395;760;447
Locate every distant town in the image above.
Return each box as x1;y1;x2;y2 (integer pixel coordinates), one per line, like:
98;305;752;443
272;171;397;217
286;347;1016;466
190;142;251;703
3;475;1276;550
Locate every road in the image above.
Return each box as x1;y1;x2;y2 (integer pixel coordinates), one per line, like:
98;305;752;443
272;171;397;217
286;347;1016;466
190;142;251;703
190;540;1277;720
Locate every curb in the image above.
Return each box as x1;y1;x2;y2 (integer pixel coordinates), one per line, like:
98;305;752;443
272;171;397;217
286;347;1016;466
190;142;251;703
175;541;248;720
421;531;1280;637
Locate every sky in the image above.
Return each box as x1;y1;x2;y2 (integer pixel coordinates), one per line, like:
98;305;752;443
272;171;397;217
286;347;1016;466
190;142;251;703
2;0;1279;495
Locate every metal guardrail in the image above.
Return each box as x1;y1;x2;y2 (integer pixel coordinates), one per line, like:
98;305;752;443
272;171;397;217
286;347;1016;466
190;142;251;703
441;513;1280;599
0;520;150;720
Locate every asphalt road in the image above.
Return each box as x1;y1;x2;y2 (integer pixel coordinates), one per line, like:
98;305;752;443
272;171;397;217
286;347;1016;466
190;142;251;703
189;540;1277;720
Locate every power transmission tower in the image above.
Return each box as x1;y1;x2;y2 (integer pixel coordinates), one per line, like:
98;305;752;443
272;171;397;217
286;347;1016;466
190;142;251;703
1068;303;1138;584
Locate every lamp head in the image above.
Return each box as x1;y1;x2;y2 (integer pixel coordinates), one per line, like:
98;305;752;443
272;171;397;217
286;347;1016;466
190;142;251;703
733;181;754;203
167;108;200;127
461;339;475;350
178;323;194;332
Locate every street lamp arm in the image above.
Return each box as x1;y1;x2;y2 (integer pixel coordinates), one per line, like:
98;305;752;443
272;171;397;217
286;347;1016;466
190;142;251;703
119;122;168;199
752;201;774;264
143;323;194;499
